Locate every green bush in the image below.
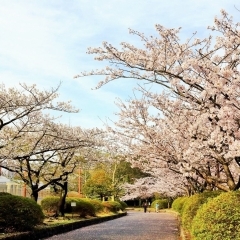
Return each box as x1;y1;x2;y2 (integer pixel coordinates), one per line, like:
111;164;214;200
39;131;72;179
0;193;44;232
41;196;96;217
102;201;122;213
118;201;128;210
65;198;96;217
83;198;104;213
151;199;169;209
171;196;188;215
41;197;124;217
181;191;222;231
0;192;11;196
191;191;240;240
41;196;59;216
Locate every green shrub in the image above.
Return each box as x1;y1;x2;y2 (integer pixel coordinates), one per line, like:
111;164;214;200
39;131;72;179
191;191;240;240
65;198;96;217
151;199;168;209
0;192;11;196
84;199;104;213
41;197;124;217
181;191;222;231
0;193;44;232
118;201;128;210
171;196;188;215
41;196;96;217
102;201;122;213
41;196;59;216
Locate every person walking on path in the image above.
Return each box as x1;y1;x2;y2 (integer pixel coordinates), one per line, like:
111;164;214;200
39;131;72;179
143;201;148;213
155;203;159;213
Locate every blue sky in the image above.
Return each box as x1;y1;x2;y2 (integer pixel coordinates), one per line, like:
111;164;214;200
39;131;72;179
0;0;239;129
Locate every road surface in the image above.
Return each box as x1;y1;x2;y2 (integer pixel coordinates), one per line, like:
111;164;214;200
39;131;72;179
44;211;179;240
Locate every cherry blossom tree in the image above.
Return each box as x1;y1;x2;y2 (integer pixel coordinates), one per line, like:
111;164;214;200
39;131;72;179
76;10;240;193
0;111;102;202
0;83;76;131
110;89;240;193
0;83;104;204
120;176;185;202
108;96;197;196
0;82;77;174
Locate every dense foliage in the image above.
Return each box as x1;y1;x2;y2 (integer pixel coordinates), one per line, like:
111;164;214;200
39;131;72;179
83;168;111;200
65;197;96;217
84;198;104;213
191;191;240;240
0;193;44;232
41;196;60;216
118;200;128;210
41;196;125;218
41;196;96;217
102;201;123;213
171;196;188;215
181;191;222;231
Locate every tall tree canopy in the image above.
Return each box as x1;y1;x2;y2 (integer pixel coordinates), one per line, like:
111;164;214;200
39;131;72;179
0;83;103;201
76;10;240;195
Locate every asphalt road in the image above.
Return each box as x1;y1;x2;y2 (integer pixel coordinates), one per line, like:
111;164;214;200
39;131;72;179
43;211;179;240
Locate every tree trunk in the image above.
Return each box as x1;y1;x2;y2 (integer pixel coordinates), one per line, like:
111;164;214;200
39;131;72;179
31;184;39;202
111;162;117;202
58;182;68;217
222;163;236;190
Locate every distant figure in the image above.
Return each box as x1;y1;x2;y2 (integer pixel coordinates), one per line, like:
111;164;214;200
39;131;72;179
143;202;148;213
155;203;159;213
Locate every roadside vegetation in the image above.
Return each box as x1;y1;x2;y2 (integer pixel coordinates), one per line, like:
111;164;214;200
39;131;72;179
0;192;127;239
172;191;240;239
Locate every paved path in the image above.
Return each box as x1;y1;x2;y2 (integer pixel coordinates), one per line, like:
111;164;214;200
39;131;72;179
43;211;179;240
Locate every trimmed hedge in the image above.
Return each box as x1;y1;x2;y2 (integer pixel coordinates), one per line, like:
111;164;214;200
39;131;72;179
102;201;122;213
65;198;96;217
171;196;188;215
0;193;44;232
41;197;125;217
85;199;104;213
41;197;96;217
40;196;59;216
191;191;240;240
118;201;128;210
181;191;222;231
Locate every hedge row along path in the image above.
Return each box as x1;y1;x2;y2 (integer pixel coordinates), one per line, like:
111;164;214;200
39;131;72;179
44;210;179;240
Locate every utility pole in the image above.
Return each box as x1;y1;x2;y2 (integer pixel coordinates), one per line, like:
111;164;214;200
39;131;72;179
78;167;81;196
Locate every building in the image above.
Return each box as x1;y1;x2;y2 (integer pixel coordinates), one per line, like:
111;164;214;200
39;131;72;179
0;175;50;202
